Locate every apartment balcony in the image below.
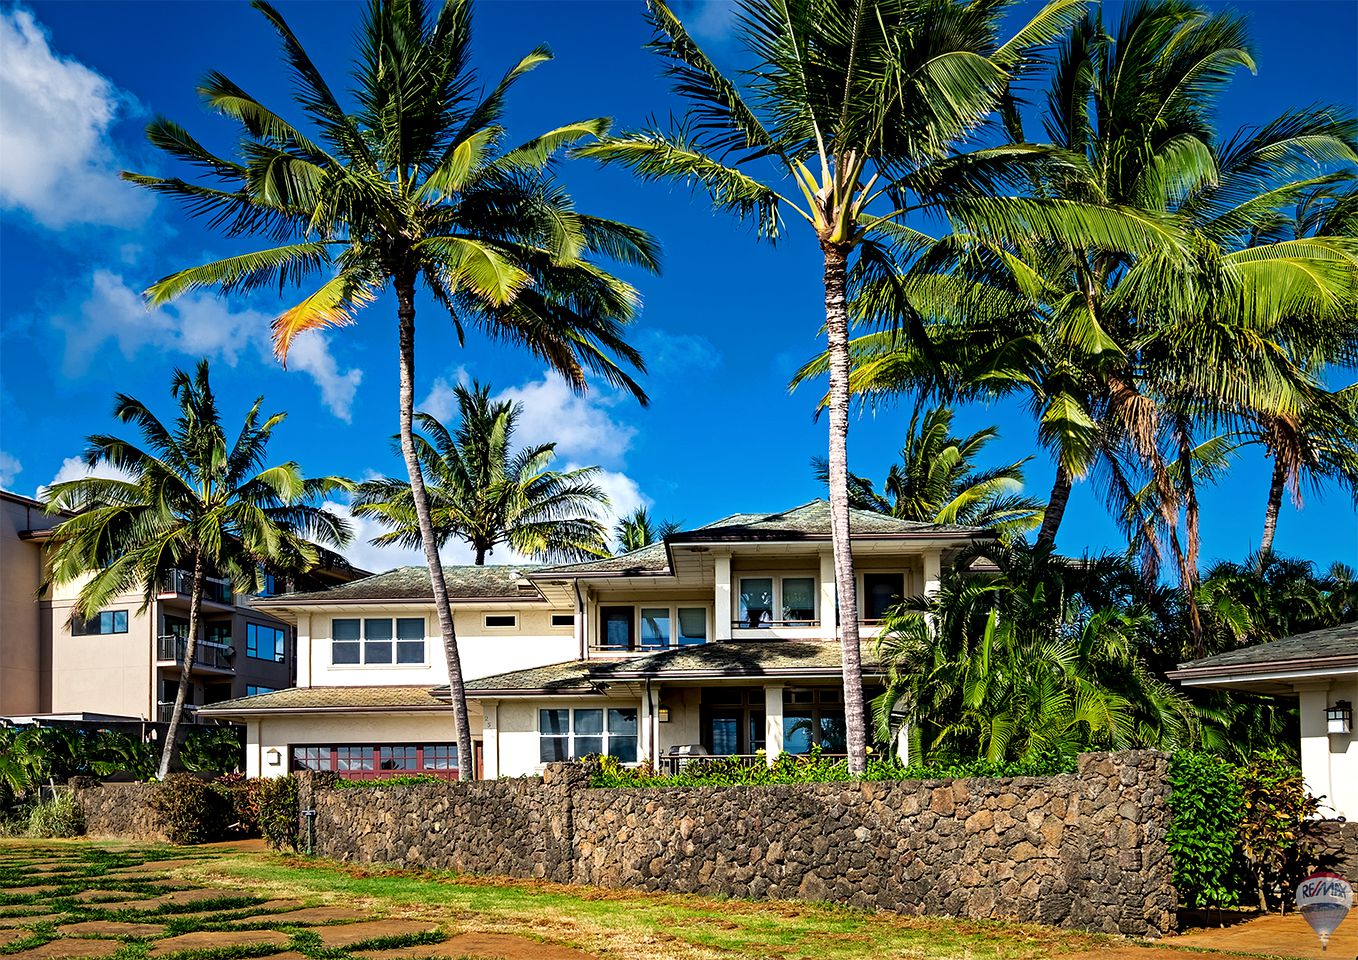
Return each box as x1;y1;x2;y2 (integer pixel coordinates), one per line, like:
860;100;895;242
155;635;235;673
159;569;234;607
156;702;201;724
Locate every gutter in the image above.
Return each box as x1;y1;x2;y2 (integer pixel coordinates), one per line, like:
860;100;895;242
1167;655;1358;682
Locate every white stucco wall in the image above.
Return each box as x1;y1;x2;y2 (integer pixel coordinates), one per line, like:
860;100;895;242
1299;678;1358;819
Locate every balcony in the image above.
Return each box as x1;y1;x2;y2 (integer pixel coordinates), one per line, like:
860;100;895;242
160;569;233;606
156;635;235;672
156;702;201;724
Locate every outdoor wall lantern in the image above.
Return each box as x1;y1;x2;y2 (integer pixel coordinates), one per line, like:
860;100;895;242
265;748;282;767
657;708;671;723
1326;700;1352;735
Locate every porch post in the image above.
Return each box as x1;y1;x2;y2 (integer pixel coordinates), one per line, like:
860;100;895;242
922;549;943;596
763;683;784;766
1296;683;1333;812
480;699;500;779
295;613;312;687
245;720;261;778
639;683;658;766
818;549;836;637
714;551;733;641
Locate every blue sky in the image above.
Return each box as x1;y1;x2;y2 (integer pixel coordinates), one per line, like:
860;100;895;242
0;0;1354;573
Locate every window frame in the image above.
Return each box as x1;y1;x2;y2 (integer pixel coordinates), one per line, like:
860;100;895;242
329;616;427;666
245;621;288;662
483;613;518;629
72;609;129;636
288;742;458;779
245;685;276;697
537;707;638;764
859;570;909;622
593;604;709;651
550;613;575;627
734;573;820;629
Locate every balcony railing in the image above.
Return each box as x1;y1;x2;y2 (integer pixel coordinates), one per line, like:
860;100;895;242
160;569;233;605
156;635;234;671
156;702;200;724
731;619;822;630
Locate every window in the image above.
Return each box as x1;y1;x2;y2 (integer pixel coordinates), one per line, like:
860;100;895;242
639;608;670;650
335;746;373;772
781;577;816;623
484;614;517;628
245;685;276;697
257;570;278;597
379;745;417;771
538;707;638;763
205;622;232;646
677;608;707;646
595;605;708;650
551;613;575;627
863;573;905;621
290;744;458;779
737;576;818;628
738;578;773;627
246;622;287;662
72;609;128;635
331;617;424;665
423;745;457;771
599;607;634;650
783;688;847;755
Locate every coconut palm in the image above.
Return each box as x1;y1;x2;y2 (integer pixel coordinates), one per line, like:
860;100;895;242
43;360;350;778
579;0;1098;772
613;507;681;554
814;405;1042;543
354;383;611;564
123;0;658;774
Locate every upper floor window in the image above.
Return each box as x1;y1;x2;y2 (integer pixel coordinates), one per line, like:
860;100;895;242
484;614;517;629
597;605;707;652
246;623;287;662
331;617;425;665
862;572;906;621
205;622;232;646
72;610;128;636
246;685;276;697
737;576;817;628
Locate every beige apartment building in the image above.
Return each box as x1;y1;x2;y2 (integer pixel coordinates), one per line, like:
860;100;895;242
0;489;353;723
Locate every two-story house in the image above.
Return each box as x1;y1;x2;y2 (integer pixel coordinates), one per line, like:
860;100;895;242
200;501;991;779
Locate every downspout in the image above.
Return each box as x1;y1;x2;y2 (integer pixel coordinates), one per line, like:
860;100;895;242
644;679;656;767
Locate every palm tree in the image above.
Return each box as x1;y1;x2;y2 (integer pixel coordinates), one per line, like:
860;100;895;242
43;360;349;778
814;406;1042;543
123;0;658;775
354;382;611;564
579;0;1089;773
614;506;681;554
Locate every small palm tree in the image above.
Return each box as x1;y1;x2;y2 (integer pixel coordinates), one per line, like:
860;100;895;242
614;506;681;554
43;360;350;778
124;0;658;773
354;383;610;564
815;406;1041;543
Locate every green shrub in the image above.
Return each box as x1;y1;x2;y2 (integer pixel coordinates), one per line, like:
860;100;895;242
1237;750;1323;910
335;774;449;789
256;775;300;851
180;728;245;775
150;774;232;844
27;792;84;838
1167;751;1244;908
215;773;261;836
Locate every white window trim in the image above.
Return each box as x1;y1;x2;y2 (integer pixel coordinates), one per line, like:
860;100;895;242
483;613;518;629
593;603;710;651
734;572;820;628
538;706;639;763
330;616;429;666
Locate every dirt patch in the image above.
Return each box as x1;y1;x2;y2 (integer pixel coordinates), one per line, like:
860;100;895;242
2;886;57;896
8;940;122;958
0;929;30;946
357;932;603;959
249;904;368;925
0;914;61;927
58;919;166;937
1167;911;1355;959
71;888;144;902
147;928;292;956
314;918;441;947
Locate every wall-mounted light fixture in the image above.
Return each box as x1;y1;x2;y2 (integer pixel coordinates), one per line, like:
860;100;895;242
1326;700;1352;735
657;707;671;723
265;748;282;767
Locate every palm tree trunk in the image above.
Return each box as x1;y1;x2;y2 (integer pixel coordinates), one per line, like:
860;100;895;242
396;277;475;779
1260;457;1285;559
1035;463;1071;551
157;553;202;779
823;241;868;775
1175;418;1204;649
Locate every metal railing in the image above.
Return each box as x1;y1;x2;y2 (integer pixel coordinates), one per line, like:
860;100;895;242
156;702;200;724
156;635;234;670
730;619;821;629
160;569;233;605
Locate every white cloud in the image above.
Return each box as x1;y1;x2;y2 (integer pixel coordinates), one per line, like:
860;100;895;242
674;0;739;41
0;7;149;228
0;451;21;489
418;367;470;422
37;454;138;500
57;270;362;421
639;328;721;376
323;496;519;573
494;372;637;465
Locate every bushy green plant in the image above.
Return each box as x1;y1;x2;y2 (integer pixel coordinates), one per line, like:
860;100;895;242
1167;751;1244;908
149;774;232;845
1236;750;1322;911
180;728;245;775
26;792;84;838
335;774;449;789
215;773;261;836
256;775;300;851
90;731;158;781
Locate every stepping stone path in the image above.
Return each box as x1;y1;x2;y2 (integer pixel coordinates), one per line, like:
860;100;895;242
0;840;601;959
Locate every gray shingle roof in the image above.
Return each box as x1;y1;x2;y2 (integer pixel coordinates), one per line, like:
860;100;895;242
198;685;451;715
1174;622;1358;673
259;564;543;603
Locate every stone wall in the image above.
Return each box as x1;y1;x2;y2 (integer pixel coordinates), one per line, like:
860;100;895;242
304;751;1172;937
1316;820;1358;882
76;782;170;843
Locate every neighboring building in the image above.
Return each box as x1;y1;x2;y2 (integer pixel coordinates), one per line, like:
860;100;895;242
1169;623;1358;819
200;500;990;780
0;487;360;724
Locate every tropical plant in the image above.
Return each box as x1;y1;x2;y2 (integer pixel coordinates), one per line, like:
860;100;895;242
578;0;1087;772
613;506;681;554
126;0;658;773
43;360;349;778
1235;750;1324;912
355;383;611;564
814;406;1042;543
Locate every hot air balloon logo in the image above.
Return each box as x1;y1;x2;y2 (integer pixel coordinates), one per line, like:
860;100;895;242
1297;871;1352;951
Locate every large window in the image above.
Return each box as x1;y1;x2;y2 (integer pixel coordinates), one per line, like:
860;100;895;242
245;685;276;697
72;609;128;636
290;743;458;779
205;622;232;646
783;688;846;754
596;605;707;651
862;573;905;621
737;576;818;628
246;622;287;662
331;617;425;665
539;707;637;763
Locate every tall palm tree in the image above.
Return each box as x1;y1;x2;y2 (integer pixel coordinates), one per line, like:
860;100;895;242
613;506;681;554
814;405;1042;543
579;0;1090;772
123;0;658;774
354;383;611;564
43;361;349;778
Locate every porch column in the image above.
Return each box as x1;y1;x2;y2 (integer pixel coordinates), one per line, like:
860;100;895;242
894;719;910;765
295;613;312;687
764;683;784;766
922;549;943;596
480;699;500;780
639;683;660;765
1296;683;1334;813
818;549;836;637
245;720;261;778
714;551;733;641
